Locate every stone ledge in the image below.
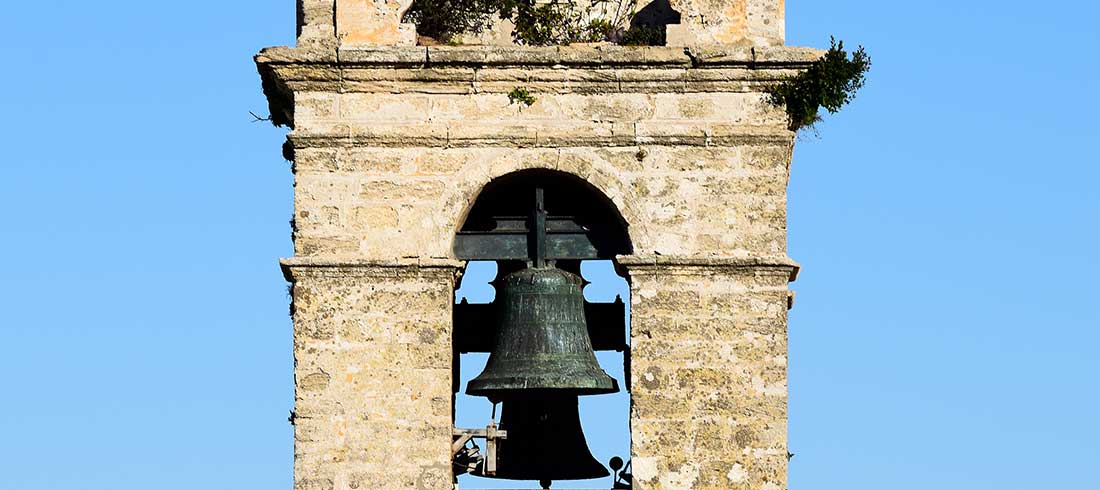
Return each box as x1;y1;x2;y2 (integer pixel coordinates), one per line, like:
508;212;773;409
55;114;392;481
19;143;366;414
257;45;338;64
281;255;797;280
617;254;800;281
688;46;825;66
271;66;804;93
281;257;464;281
256;45;823;128
286;123;793;149
423;45;697;67
257;45;823;68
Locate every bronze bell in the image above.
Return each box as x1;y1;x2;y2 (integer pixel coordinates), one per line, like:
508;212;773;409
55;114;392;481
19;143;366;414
466;267;619;399
483;395;610;482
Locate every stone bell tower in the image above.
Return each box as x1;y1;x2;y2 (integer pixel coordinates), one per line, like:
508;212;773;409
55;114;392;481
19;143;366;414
258;1;820;488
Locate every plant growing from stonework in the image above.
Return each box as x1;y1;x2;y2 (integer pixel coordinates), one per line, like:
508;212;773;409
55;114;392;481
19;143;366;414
403;0;501;44
766;37;871;131
405;0;651;45
618;24;664;46
508;87;537;106
503;0;635;46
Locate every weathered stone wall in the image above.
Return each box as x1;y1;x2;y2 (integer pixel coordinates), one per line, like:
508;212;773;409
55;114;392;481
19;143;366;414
622;259;792;490
663;0;784;47
335;0;417;47
264;46;819;264
295;0;782;48
258;45;817;490
297;0;337;48
290;141;793;261
286;261;459;490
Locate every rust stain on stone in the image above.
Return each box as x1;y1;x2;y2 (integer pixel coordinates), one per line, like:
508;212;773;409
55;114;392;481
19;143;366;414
343;25;402;45
336;0;411;45
715;0;749;44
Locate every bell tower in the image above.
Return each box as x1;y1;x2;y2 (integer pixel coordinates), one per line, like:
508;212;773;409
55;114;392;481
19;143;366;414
258;1;820;488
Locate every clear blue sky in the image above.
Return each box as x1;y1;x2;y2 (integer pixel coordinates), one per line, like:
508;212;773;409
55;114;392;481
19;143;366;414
2;1;1098;489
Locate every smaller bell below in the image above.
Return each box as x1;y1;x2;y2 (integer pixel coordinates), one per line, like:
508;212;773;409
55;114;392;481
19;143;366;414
480;395;609;482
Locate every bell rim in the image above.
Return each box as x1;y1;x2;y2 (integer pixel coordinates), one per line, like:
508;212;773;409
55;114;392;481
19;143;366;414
467;372;619;394
466;382;620;398
475;465;611;481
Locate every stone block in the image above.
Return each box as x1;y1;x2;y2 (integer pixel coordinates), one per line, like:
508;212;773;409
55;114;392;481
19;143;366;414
624;262;791;490
335;0;416;46
338;93;431;122
666;0;784;47
284;264;457;490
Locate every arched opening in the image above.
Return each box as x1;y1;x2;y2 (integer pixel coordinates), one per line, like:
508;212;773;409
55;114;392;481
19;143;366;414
455;168;632;262
451;169;633;489
627;0;682;46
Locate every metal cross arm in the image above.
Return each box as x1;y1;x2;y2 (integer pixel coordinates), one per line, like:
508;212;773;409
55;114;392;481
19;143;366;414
454;187;616;261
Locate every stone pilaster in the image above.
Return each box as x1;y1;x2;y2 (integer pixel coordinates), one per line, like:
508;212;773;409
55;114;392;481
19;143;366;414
284;258;461;490
297;0;337;49
334;0;417;46
620;256;797;490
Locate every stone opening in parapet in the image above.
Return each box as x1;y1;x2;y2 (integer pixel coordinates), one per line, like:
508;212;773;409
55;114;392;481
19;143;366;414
401;0;681;46
296;0;304;39
626;0;681;46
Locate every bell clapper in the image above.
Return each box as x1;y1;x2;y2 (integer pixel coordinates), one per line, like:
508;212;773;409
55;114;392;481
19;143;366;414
609;456;633;489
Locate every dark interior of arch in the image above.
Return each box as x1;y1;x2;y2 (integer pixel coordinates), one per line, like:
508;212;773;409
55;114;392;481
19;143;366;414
457;169;632;261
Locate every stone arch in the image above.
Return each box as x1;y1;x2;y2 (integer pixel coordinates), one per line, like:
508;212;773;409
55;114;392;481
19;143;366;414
441;151;652;260
452;168;633;260
554;155;652;255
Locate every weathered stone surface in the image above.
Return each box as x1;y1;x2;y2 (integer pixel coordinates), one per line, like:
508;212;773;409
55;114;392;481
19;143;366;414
257;47;821;132
297;0;783;48
285;259;460;490
297;0;338;50
335;0;416;46
667;0;785;47
622;260;793;490
287;141;794;261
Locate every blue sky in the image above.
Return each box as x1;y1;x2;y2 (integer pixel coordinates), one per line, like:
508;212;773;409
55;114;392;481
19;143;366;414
2;1;1098;489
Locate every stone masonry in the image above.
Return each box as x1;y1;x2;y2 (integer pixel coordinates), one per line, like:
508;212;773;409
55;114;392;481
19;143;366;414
295;0;784;48
260;1;818;488
621;258;793;489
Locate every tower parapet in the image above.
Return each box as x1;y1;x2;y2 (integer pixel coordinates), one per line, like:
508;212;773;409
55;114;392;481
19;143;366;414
294;0;784;48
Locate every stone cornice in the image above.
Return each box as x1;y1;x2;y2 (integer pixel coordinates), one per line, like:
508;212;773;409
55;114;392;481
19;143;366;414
257;45;824;68
617;254;800;281
280;257;464;281
286;123;794;149
281;255;799;282
255;45;824;128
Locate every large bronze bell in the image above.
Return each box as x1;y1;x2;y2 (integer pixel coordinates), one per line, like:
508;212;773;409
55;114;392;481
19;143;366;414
486;395;610;481
466;267;619;399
